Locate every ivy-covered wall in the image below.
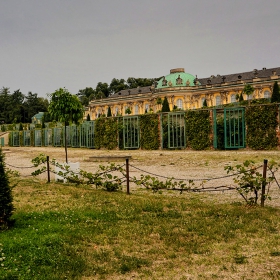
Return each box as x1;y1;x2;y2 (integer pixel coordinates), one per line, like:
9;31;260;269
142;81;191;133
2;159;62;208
185;110;211;150
245;104;279;150
139;114;160;150
94;117;119;149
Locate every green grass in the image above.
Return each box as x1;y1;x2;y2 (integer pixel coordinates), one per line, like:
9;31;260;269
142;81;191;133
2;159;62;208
1;178;280;279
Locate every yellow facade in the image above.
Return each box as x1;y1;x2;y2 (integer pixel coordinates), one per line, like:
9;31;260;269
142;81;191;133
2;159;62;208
86;67;279;120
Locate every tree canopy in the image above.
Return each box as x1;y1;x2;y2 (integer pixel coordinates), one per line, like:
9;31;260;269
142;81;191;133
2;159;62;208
0;87;49;124
48;88;84;163
77;77;157;106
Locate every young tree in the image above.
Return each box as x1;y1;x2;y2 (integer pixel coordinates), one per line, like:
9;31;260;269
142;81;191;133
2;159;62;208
203;99;208;107
243;84;254;101
48;88;84;163
271;81;280;103
107;107;112;117
0;148;14;229
162;96;170;112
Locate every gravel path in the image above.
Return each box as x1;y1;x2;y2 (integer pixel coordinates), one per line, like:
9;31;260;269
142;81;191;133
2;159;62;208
3;146;280;208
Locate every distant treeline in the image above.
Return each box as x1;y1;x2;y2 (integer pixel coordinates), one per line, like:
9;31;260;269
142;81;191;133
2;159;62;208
0;77;157;124
0;87;49;124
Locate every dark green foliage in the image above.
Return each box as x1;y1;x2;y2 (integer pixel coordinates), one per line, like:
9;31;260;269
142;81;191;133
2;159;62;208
94;117;119;149
245;105;278;149
185;110;211;150
239;92;244;101
0;148;14;229
243;84;254;100
0;88;49;124
125;107;131;115
162;97;170;112
271;82;280;103
126;77;155;89
107;107;112;117
48;88;84;163
215;114;225;150
139;114;160;150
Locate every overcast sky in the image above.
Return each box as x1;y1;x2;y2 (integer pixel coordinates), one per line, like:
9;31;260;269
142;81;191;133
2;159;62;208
1;0;280;99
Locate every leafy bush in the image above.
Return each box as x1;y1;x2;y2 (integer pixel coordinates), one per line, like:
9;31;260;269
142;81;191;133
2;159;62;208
0;148;15;229
139;114;160;150
225;160;277;205
246;105;278;149
185;110;211;150
94;117;119;149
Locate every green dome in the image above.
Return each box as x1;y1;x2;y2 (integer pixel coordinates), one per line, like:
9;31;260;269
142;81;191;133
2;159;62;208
156;68;198;89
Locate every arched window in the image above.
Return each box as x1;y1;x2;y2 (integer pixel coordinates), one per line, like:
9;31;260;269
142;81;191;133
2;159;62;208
201;97;205;107
264;91;270;98
145;104;149;113
135;105;139;115
247;93;253;100
176;99;183;109
216;96;221;106
231;94;236;103
115;107;119;116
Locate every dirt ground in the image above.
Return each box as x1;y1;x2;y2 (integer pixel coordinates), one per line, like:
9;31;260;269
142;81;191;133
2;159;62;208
3;146;280;207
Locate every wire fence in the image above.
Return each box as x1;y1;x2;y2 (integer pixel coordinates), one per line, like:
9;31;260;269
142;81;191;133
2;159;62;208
4;156;280;196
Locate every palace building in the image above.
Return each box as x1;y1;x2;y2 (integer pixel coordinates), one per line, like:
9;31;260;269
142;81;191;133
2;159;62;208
86;67;280;120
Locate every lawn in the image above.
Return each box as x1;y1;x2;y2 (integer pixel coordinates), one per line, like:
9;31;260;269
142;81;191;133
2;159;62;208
1;176;280;279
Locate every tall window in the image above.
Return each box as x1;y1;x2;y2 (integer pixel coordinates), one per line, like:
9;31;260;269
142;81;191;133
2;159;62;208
216;96;221;106
115;107;119;116
264;91;270;98
135;105;139;115
230;94;236;103
201;98;205;107
176;99;183;109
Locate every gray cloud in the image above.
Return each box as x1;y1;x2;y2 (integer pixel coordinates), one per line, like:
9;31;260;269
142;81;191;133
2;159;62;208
0;0;279;98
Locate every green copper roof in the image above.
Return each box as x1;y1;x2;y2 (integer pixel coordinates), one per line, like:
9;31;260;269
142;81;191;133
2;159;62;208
156;68;198;89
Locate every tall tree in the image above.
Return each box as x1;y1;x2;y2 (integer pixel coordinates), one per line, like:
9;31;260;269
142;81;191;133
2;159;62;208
162;97;170;112
9;90;24;123
95;82;109;98
77;87;96;105
0;87;11;123
271;82;280;103
109;78;128;95
23;92;49;123
126;77;155;88
48;88;84;163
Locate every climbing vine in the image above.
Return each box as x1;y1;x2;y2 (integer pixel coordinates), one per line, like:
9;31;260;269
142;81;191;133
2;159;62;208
185;110;211;150
245;104;278;150
94;117;119;149
139;114;160;150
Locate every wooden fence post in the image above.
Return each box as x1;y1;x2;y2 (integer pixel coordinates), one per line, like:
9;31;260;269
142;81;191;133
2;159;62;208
126;158;130;194
261;159;268;207
47;156;50;183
